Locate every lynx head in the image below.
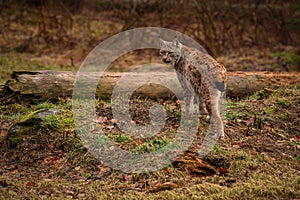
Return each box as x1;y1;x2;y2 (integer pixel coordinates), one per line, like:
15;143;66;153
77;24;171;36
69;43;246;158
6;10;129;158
159;39;182;65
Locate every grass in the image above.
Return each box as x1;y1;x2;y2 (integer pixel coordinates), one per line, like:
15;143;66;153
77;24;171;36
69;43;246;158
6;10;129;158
271;51;300;71
0;87;299;199
116;134;130;142
0;149;298;199
271;51;300;65
132;138;169;153
0;52;76;85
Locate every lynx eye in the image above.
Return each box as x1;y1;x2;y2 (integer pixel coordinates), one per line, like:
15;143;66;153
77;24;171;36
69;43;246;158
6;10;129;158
159;50;166;55
169;52;174;57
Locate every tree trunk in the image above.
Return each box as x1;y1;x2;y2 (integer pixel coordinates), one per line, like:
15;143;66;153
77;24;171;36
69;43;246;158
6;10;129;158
2;70;300;101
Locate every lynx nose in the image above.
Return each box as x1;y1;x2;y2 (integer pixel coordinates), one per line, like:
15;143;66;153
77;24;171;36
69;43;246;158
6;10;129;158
163;58;171;63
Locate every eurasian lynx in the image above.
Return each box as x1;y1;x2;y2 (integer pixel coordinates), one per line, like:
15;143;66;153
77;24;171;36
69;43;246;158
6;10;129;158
159;38;227;139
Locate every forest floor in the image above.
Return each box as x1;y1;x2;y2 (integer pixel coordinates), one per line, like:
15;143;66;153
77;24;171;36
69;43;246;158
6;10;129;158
0;86;299;199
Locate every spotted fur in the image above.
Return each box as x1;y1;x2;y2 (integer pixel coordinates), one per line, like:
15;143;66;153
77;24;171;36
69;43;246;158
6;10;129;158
160;39;227;137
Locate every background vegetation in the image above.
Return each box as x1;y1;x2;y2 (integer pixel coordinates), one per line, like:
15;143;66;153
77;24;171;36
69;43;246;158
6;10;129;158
0;0;299;72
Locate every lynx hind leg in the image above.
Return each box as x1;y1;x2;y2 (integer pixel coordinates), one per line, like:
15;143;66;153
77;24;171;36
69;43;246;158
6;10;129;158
197;96;210;122
218;91;226;120
198;96;208;115
198;96;225;158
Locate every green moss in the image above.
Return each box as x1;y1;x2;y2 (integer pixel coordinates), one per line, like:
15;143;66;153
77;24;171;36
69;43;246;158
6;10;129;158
294;155;300;161
264;106;275;115
237;65;248;71
249;88;271;100
213;145;228;154
225;100;251;120
8;131;23;147
271;51;300;64
19;109;46;123
32;102;57;110
133;138;169;153
41;115;59;129
280;113;289;121
9;103;31;113
225;101;251;120
276;99;290;108
116;135;130;142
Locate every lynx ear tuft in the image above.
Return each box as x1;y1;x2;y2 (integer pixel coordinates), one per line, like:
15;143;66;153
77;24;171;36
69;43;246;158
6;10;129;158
172;39;181;48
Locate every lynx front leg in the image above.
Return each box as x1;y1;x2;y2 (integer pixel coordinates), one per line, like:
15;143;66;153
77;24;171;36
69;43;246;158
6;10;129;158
209;91;225;137
183;88;195;115
177;72;196;115
204;90;225;137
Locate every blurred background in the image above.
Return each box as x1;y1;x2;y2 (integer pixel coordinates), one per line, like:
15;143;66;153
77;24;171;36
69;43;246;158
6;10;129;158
0;0;299;84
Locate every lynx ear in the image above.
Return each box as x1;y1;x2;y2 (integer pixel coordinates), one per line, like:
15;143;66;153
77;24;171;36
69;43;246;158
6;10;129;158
172;39;181;48
159;38;166;46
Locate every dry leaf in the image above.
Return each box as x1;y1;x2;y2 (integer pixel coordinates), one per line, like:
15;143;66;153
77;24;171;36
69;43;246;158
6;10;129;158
175;100;181;107
26;181;36;187
97;116;107;123
65;190;74;195
290;136;300;142
110;118;117;124
162;167;169;173
43;179;53;182
123;174;133;181
43;156;59;164
216;167;228;175
159;99;164;105
150;182;179;192
136;139;142;145
77;193;85;198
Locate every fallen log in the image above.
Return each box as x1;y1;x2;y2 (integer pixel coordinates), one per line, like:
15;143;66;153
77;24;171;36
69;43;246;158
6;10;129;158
2;70;300;101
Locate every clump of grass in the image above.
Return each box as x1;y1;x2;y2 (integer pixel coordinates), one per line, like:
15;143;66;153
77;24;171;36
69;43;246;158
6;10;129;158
225;100;251;121
133;138;169;153
271;51;300;64
32;101;57;110
276;98;290;107
264;106;275;115
116;134;130;142
249;88;272;100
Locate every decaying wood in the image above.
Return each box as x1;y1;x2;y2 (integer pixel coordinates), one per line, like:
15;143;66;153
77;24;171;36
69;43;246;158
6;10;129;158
173;151;216;175
2;70;300;100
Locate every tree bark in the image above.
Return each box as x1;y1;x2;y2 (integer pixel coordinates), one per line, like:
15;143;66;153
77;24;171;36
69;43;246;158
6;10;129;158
3;70;300;101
